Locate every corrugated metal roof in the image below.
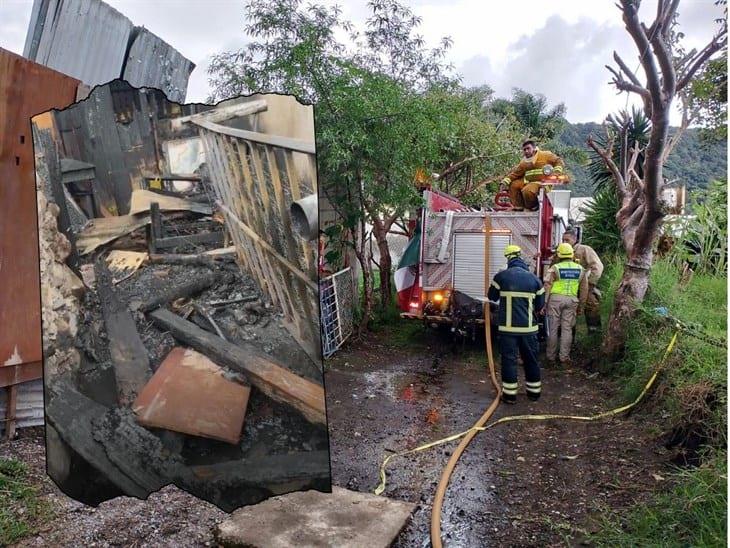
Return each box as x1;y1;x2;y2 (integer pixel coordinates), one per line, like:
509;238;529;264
23;0;194;101
0;379;45;433
123;27;195;103
24;0;133;89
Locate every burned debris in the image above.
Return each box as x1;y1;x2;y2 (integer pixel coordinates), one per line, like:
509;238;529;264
34;84;329;511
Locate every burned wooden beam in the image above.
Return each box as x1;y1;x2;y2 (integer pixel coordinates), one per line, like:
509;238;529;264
97;259;152;406
139;271;225;313
154;231;224;250
148;308;326;425
45;381;151;499
148;250;235;266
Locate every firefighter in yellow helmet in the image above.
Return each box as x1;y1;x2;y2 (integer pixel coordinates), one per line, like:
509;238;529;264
487;245;546;403
542;243;589;367
500;140;567;211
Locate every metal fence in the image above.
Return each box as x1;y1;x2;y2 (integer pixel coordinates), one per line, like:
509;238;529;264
320;267;354;358
193;108;321;361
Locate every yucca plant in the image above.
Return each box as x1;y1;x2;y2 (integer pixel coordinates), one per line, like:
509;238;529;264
588;107;651;191
582;188;624;256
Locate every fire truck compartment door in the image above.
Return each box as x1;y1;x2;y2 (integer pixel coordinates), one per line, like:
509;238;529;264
452;232;511;300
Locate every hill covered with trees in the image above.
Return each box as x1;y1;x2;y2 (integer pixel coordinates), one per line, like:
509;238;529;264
559;122;726;197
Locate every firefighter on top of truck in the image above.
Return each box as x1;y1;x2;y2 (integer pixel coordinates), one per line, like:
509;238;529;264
560;228;604;332
487;245;546;404
500;139;566;211
542;243;589;367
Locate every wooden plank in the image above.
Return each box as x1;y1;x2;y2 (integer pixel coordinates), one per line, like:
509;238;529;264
139;270;222;312
149;308;325;425
217;202;316;292
0;48;80;368
154;231;224;250
191;118;315;154
132;347;251;444
45;381;151;498
172;99;267;130
129;189;212;216
4;385;17;439
76;214;151;255
97;260;152;406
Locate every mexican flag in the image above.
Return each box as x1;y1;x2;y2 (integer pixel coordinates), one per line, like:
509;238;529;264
395;220;421;311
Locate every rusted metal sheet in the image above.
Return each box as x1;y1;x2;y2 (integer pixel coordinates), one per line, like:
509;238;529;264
0;47;80;372
132;347;251;444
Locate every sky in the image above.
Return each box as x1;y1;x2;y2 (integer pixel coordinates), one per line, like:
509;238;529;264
0;0;724;124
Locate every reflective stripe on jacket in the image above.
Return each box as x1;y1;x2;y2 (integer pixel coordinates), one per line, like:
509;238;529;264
487;257;545;335
504;149;566;183
550;261;583;297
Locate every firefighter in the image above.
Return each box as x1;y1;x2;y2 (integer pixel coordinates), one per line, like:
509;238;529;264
500;140;566;211
487;245;546;403
561;229;603;331
543;243;589;367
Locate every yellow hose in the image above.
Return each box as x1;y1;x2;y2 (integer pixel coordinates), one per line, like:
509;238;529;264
429;293;502;547
430;215;502;548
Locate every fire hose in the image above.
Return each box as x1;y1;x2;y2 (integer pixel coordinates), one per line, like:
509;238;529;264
373;215;684;547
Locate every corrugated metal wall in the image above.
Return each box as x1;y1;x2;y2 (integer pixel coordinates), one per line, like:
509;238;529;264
123;28;195;103
0;380;44;433
23;0;132;89
23;0;194;101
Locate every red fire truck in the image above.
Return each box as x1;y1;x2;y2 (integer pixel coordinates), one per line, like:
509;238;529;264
396;168;572;339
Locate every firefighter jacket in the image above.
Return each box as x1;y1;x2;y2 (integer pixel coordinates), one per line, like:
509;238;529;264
544;260;589;307
487;257;545;335
502;149;566;184
549;243;604;285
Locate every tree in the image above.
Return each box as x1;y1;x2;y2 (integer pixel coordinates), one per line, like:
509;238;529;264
587;0;727;359
208;0;516;328
490;88;567;142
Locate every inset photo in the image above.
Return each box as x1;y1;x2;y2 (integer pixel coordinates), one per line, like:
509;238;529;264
32;81;329;511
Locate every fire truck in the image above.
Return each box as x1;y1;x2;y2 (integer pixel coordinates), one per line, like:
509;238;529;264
398;167;572;340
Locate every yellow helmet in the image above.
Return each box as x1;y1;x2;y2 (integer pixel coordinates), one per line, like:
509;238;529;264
504;244;522;258
556;242;574;258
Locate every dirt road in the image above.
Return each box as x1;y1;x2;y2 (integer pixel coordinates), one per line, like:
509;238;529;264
326;326;674;546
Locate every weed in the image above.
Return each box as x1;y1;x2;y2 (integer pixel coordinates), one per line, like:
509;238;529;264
0;457;54;545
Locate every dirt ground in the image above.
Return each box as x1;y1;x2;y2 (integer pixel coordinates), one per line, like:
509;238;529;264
326;325;675;547
0;428;227;547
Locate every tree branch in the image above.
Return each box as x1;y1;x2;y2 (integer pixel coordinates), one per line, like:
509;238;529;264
620;0;663;107
677;33;727;91
587;133;627;199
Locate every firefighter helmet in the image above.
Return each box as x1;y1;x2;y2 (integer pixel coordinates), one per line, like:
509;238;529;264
504;244;522;258
556;242;574;258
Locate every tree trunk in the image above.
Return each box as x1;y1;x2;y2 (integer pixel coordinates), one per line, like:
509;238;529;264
601;263;652;360
353;218;374;335
371;220;393;309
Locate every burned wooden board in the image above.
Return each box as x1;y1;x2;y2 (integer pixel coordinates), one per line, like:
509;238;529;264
149;309;326;425
76;214;151;255
106;250;148;284
97;260;152;406
132;347;251;444
129;189;212;216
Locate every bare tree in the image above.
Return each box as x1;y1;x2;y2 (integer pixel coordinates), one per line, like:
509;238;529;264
588;0;727;359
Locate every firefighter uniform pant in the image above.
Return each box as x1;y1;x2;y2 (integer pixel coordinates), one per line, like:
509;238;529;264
509;179;541;210
585;284;601;329
547;294;578;363
499;334;541;398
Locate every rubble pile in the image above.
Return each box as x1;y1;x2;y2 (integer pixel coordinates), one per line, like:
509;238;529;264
37;178;83;380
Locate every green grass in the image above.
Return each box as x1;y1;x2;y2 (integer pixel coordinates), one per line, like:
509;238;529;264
0;457;53;545
592;454;727;547
587;257;727;547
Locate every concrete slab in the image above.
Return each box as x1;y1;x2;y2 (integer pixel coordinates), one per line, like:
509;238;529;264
215;487;417;548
